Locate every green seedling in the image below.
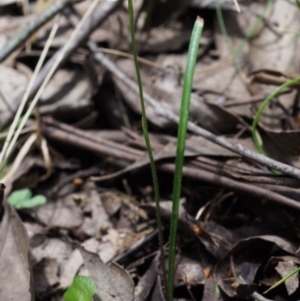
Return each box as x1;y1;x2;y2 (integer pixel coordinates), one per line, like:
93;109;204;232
127;1;204;298
167;17;204;301
63;275;96;301
8;188;46;209
251;76;300;160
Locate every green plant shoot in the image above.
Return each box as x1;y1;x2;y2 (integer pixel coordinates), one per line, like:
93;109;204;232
251;76;300;157
63;275;96;301
168;17;204;301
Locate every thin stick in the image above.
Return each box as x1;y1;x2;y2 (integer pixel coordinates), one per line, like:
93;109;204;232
4;0;100;164
127;0;167;297
97;47;165;70
92;51;300;179
0;19;60;169
232;0;240;12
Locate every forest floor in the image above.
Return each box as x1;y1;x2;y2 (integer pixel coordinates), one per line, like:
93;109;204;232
1;0;300;300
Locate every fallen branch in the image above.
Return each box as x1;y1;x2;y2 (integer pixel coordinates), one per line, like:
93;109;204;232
91;49;300;179
41;122;300;210
159;163;300;211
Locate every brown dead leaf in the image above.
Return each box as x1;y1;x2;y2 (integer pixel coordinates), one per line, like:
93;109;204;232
31;237;72;268
217;1;300;123
203;278;222;301
34;194;82;229
175;255;205;287
0;65;29;124
150;277;166;301
80;247;135;301
33;257;59;295
275;260;299;295
134;253;159;301
215;235;299;297
261;255;300;289
39;67;93;123
261;126;300;156
0;201;34;300
115;59;242;132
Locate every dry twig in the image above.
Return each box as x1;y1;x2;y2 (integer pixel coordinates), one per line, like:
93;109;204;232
91;49;300;179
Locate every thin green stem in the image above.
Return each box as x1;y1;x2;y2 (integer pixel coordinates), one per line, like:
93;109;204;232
216;0;274;72
251;76;300;156
168;17;204;301
264;266;300;294
127;0;168;297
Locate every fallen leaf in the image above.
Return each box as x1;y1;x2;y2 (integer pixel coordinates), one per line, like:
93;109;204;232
0;200;34;300
34;194;82;229
215;235;299;297
33;258;59;295
80;247;135;301
275;260;299;295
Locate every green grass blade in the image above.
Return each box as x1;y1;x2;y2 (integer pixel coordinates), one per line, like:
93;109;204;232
264;266;300;294
251;76;300;156
168;17;204;301
127;0;167;296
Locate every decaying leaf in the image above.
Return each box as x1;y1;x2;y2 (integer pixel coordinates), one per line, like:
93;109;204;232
33;258;59;295
80;247;134;301
34;194;82;229
215;235;299;297
275;260;299;295
115;59;242;132
0;65;29;126
134;253;159;301
202;278;222;301
0;195;34;300
39;67;93;123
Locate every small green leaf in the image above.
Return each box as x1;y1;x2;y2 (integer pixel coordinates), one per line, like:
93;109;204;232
15;195;47;209
8;189;46;209
63;276;96;301
8;189;32;207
